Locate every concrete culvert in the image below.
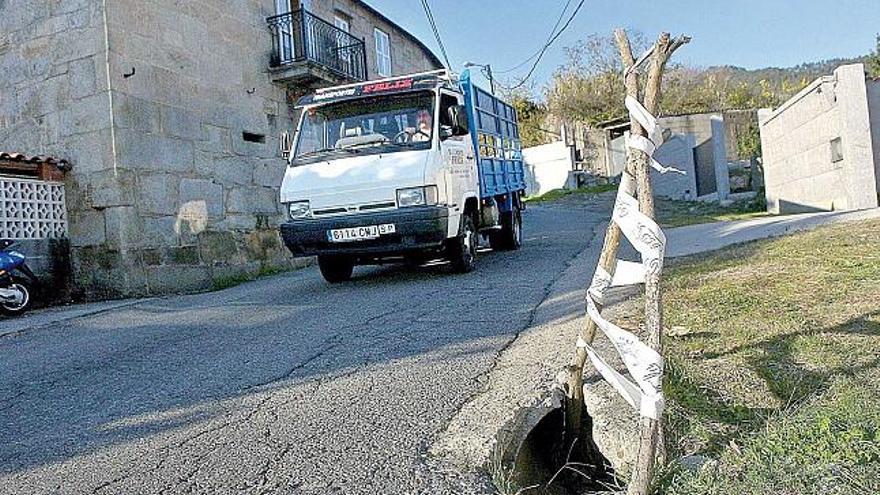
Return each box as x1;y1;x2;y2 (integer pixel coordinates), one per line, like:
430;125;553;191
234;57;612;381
493;389;618;494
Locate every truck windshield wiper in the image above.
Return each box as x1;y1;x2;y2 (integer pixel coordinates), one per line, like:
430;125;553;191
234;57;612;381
296;147;360;160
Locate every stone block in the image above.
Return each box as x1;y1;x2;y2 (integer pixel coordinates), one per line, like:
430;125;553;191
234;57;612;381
223;214;257;231
253;159;286;188
104;205;146;250
227;186;277;215
89;169;137;209
203;155;253;186
68;209;106;247
160;105;202;140
167;245;201;265
145;264;212;294
199;124;232;153
115;129;194;172
142;248;164;266
59;92;109;137
138;173;180;215
114;93;161;132
197;230;241;265
179;178;223;219
142;215;181;247
68;56;97;99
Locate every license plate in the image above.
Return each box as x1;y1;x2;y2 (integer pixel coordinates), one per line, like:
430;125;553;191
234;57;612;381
328;224;396;242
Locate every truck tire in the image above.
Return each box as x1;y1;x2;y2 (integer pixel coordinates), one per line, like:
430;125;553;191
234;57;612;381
449;214;477;273
489;210;522;251
317;255;354;283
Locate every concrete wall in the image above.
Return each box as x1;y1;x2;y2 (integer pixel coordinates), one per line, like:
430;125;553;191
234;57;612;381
868;80;880;202
522;142;574;197
607;133;700;201
651;135;697;200
760;64;879;214
309;1;441;79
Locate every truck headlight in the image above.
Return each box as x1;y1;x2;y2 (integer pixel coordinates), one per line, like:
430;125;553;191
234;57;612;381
396;186;438;208
287;201;311;220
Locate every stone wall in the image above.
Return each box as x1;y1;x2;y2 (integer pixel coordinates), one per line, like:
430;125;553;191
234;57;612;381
309;0;442;79
760;64;879;214
0;0;112;297
2;0;441;299
1;0;302;299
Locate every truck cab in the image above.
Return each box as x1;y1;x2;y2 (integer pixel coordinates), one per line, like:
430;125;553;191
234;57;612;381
279;69;525;283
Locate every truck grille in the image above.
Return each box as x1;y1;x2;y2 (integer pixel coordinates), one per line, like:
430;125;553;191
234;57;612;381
313;201;396;216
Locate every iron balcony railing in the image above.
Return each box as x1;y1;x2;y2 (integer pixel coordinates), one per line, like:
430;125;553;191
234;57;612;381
268;9;367;81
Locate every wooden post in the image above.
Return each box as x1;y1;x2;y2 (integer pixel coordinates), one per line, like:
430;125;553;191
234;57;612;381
623;32;690;495
564;28;689;495
564;30;639;459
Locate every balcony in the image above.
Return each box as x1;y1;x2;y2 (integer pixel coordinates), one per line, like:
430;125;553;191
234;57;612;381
267;10;368;87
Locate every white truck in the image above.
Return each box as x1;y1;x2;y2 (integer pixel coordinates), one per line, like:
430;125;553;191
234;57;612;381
279;69;526;283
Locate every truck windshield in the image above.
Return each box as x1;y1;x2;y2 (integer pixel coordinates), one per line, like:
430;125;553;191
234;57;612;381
292;92;435;165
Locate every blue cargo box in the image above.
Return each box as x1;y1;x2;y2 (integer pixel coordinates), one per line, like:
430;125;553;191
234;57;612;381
459;70;526;199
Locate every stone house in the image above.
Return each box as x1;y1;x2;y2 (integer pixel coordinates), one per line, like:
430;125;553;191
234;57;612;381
759;64;880;214
0;0;442;299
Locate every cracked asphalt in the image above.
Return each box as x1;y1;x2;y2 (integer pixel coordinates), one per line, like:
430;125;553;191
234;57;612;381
0;201;605;495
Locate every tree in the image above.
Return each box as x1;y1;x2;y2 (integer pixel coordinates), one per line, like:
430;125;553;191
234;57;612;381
544;31;814;125
869;34;880;78
508;93;555;148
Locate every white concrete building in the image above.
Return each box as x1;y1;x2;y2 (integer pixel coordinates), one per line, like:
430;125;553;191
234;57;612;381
759;64;880;214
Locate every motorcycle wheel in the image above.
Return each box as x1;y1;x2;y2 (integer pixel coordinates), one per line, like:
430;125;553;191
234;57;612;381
1;279;33;315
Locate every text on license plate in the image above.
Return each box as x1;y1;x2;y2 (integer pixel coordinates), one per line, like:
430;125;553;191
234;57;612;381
328;224;396;242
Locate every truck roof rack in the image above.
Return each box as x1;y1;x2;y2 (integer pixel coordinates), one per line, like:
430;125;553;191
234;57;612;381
296;70;458;107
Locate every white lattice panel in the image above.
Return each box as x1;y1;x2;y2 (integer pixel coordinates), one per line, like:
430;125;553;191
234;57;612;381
0;177;68;240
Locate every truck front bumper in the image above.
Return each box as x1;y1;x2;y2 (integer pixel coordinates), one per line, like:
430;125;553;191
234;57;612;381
280;206;449;258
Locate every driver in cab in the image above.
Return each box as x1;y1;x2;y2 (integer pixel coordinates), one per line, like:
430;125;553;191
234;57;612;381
410;110;432;142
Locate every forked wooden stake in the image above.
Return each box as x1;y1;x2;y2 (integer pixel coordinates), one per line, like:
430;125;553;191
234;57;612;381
564;29;689;495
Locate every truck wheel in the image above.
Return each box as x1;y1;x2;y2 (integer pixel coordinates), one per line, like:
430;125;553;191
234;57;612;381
317;255;354;283
449;214;477;273
0;279;33;316
489;210;523;251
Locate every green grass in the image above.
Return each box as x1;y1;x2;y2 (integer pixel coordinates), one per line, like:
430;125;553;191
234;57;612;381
655;219;880;494
656;195;768;228
524;184;618;203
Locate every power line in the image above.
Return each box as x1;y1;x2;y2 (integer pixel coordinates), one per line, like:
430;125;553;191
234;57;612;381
420;0;452;69
495;0;573;74
505;0;586;91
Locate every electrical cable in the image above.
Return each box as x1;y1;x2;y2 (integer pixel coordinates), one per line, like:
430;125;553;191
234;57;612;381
420;0;452;69
505;0;586;91
495;0;573;74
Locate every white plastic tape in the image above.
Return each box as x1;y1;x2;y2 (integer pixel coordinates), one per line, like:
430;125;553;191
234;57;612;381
612;190;666;275
625;96;664;146
582;90;669;420
586;296;664;397
625;133;686;176
611;260;646;286
584;346;664;419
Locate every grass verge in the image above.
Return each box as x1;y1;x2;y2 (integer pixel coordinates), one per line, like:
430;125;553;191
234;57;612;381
657;218;880;494
524;184;618;203
656;195;768;228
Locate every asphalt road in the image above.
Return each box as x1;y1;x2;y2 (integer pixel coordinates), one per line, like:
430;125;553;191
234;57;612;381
0;203;604;495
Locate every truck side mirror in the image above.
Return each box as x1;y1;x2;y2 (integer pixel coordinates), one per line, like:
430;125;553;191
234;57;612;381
280;131;292;159
448;105;469;136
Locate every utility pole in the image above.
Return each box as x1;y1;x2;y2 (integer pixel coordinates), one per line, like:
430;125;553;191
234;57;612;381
463;62;495;95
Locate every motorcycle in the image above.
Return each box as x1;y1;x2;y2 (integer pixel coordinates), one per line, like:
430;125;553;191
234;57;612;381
0;239;39;315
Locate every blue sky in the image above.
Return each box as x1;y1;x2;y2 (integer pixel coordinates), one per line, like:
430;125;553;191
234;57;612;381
368;0;880;94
